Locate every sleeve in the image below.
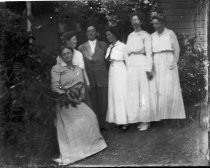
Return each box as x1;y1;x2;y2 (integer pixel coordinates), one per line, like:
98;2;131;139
123;45;129;65
77;52;85;69
103;41;109;51
144;33;153;72
78;45;83;53
56;56;61;64
51;66;65;94
170;30;180;62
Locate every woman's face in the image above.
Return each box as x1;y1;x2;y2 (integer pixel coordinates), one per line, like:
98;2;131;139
131;15;141;29
61;48;73;63
106;31;116;44
152;18;164;31
66;36;77;48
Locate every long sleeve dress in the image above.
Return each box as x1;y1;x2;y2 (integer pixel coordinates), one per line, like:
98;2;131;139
126;30;156;123
105;41;128;125
57;49;93;109
51;60;107;165
151;28;186;120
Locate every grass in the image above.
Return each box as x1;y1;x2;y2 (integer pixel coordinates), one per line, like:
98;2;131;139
0;105;208;167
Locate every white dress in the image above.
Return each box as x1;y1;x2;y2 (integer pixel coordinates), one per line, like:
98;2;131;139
151;28;186;119
105;41;128;125
126;31;157;123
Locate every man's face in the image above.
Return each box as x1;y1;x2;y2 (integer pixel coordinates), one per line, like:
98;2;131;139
86;26;97;41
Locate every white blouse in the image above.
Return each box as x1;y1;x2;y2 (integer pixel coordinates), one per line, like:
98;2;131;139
151;28;180;61
126;30;153;71
57;49;85;69
105;41;127;61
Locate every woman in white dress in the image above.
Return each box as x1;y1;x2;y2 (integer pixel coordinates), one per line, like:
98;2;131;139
105;27;128;131
52;46;107;165
151;14;186;120
126;12;156;131
57;31;92;107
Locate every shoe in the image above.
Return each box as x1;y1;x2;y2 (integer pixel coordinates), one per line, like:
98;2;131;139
138;123;150;131
100;128;108;131
121;125;129;132
137;123;146;129
52;158;61;163
59;158;71;166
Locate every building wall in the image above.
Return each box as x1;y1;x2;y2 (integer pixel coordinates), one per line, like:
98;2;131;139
159;0;208;49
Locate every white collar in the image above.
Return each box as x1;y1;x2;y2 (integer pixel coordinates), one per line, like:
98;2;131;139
57;56;67;67
110;40;120;47
88;39;97;44
156;27;168;36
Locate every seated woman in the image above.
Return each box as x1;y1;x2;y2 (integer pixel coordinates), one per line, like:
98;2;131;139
51;46;107;166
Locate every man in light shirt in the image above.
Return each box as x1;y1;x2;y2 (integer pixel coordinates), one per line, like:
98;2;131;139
78;25;109;130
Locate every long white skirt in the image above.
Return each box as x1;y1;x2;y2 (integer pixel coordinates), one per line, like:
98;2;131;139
153;52;186;119
126;54;157;123
56;103;107;165
106;61;128;125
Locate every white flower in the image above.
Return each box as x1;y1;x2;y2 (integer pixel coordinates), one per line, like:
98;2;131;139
143;0;150;4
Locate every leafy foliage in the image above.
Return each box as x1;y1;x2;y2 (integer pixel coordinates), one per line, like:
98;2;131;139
0;7;58;162
178;34;206;106
58;0;160;43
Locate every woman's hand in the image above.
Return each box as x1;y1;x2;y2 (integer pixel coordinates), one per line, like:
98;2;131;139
66;93;81;105
86;84;91;92
146;71;153;80
169;59;177;70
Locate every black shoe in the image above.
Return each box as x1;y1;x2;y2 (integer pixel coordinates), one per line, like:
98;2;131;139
121;125;129;132
100;128;108;131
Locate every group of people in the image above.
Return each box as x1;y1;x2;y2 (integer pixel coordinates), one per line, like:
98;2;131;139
51;13;186;165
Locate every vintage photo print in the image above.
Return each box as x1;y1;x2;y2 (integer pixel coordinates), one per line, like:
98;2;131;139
0;0;209;167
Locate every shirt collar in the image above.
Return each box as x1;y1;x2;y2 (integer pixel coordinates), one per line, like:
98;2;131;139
156;27;168;36
88;39;97;44
57;56;67;67
110;40;120;47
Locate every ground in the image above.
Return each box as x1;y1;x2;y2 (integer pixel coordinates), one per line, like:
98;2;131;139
0;105;208;167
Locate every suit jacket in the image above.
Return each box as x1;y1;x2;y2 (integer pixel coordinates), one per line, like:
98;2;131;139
78;40;108;88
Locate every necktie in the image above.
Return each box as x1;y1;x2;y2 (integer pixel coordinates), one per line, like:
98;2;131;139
107;45;115;61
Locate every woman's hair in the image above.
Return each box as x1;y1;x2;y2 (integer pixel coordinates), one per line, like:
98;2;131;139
151;13;166;24
105;26;120;40
62;31;77;42
130;12;145;23
60;46;74;56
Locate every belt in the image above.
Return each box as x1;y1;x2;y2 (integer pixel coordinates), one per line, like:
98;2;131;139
153;50;173;54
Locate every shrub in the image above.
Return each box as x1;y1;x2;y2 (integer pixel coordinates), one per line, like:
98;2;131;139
178;34;206;106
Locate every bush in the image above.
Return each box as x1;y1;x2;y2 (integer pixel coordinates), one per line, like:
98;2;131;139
178;34;206;106
0;8;58;163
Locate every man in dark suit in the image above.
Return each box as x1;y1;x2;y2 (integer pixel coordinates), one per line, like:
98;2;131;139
78;25;109;130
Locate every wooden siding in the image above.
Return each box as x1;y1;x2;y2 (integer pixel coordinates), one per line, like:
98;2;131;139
159;0;207;48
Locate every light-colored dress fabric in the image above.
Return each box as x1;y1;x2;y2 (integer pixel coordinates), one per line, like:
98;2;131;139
151;28;186;119
56;49;85;69
51;60;107;165
105;41;128;125
126;31;157;123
